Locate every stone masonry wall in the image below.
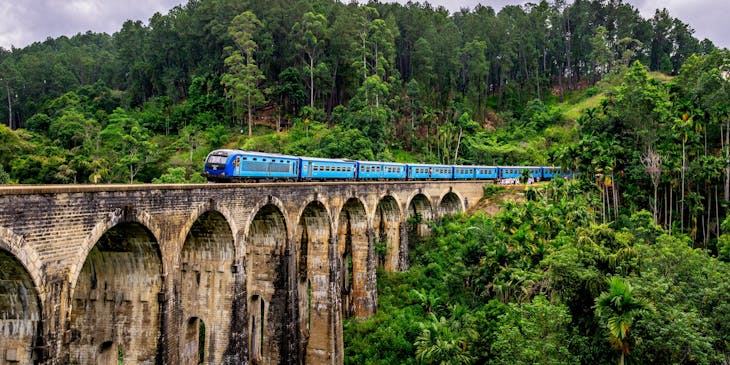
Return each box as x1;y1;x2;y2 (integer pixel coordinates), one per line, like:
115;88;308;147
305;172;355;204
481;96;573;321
0;181;485;364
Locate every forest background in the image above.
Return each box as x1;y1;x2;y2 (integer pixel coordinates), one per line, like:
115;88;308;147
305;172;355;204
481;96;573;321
1;0;729;363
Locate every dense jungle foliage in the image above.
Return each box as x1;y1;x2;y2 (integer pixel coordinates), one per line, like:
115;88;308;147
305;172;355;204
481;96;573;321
0;0;720;184
1;0;730;362
346;180;730;364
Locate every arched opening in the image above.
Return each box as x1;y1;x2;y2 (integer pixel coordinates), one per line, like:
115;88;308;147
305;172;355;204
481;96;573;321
336;198;371;318
439;192;462;217
0;249;42;364
69;222;162;364
408;194;434;239
374;196;401;272
247;205;287;364
180;211;234;364
182;317;206;365
295;201;332;364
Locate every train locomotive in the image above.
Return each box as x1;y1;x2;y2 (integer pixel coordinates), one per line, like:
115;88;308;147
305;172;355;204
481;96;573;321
203;149;567;183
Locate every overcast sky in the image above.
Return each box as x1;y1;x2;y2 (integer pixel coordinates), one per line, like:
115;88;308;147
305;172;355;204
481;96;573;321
0;0;728;51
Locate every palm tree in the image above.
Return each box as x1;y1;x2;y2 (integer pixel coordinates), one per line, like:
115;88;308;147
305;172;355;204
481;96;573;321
594;277;652;365
415;314;475;365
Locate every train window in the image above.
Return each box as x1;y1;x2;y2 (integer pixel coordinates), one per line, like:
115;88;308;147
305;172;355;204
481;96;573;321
242;157;248;161
253;158;257;161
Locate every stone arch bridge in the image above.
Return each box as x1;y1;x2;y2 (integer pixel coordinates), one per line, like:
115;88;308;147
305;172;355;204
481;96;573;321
0;181;485;364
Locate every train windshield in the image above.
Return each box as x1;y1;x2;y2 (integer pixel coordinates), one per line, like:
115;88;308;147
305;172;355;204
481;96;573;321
207;154;228;164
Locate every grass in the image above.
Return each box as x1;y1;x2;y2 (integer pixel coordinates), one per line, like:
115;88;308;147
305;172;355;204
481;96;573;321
561;92;605;121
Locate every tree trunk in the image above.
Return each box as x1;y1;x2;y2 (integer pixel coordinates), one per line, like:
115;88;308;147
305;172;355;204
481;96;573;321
247;91;253;137
726;119;729;201
4;80;12;129
682;139;686;232
310;56;315;109
653;182;659;225
453;128;463;163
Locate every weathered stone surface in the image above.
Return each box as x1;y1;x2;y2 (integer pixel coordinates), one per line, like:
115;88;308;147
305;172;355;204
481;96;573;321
0;181;484;364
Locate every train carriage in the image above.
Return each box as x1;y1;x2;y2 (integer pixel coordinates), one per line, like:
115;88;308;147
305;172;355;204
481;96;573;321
407;164;453;180
204;150;300;181
300;157;357;180
542;166;563;179
357;161;407;180
474;166;499;180
453;166;477;180
500;166;543;180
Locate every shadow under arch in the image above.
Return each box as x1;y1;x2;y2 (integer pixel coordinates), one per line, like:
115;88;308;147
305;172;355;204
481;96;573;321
179;209;235;364
407;193;434;238
245;203;289;364
336;197;373;319
373;195;402;272
438;191;464;217
294;200;333;363
0;248;43;364
179;200;239;256
0;227;44;296
70;207;163;291
69;220;163;364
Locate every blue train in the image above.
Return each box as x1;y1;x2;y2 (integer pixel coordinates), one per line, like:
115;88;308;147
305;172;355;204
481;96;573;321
203;149;568;182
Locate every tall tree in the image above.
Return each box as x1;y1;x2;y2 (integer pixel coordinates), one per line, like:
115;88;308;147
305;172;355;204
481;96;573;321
293;11;329;109
222;11;265;137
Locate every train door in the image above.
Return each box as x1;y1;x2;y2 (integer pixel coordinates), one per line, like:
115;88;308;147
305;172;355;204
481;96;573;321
307;162;313;179
233;156;241;176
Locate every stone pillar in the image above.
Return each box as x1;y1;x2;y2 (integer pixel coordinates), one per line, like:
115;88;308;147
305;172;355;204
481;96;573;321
398;222;409;271
329;236;344;364
365;228;378;316
284;242;301;365
223;257;248;363
50;278;69;364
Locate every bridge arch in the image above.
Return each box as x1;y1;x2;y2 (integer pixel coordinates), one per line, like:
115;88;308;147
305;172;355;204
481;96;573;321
179;209;235;364
406;192;434;238
241;195;291;246
0;228;43;364
373;195;403;272
181;200;239;255
70;207;164;288
0;226;43;296
438;190;464;217
245;203;289;364
336;197;372;318
294;200;333;363
69;218;163;364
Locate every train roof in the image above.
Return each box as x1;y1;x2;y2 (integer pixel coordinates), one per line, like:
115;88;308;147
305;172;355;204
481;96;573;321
357;160;406;165
210;149;301;160
299;156;356;163
406;163;453;167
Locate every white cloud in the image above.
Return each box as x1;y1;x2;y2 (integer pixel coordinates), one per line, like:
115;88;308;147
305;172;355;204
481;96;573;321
0;0;183;49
